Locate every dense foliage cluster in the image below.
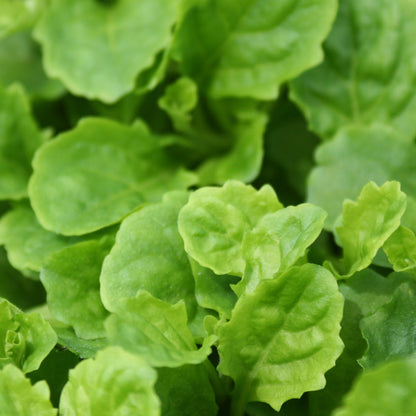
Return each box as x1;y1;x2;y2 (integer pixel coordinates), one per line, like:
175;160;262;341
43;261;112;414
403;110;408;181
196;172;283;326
1;0;416;415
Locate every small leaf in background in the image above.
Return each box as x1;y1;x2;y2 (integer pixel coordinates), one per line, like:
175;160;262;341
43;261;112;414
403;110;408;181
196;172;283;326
174;0;337;99
217;264;344;413
40;235;114;339
34;0;179;102
290;0;416;141
0;84;45;200
0;298;57;373
29;118;196;235
359;281;416;369
59;346;160;416
106;291;214;368
0;364;56;416
327;181;406;278
178;180;282;276
383;226;416;274
0;203;76;279
332;357;416;416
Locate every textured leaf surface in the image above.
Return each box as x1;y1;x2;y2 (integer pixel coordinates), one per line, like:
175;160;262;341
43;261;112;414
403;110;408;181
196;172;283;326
291;0;416;141
328;181;406;277
29;118;196;235
174;0;337;99
332;357;416;416
217;264;344;412
0;204;75;278
100;191;205;335
0;365;56;416
359;281;416;369
307;126;416;230
383;226;416;273
0;84;44;200
106;291;214;367
0;298;57;373
34;0;179;102
41;235;114;339
59;347;160;416
178;181;282;276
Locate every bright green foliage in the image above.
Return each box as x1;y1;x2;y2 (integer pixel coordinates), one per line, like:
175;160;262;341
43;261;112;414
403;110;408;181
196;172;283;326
332;357;416;416
0;364;56;416
59;347;160;416
0;84;45;200
155;365;218;416
106;291;214;367
327;181;406;278
29;118;196;235
359;281;416;369
0;204;75;278
383;226;416;274
100;191;205;335
290;0;416;141
34;0;179;102
178;181;282;275
174;0;337;99
307;126;416;230
217;264;344;413
0;298;56;373
40;235;114;339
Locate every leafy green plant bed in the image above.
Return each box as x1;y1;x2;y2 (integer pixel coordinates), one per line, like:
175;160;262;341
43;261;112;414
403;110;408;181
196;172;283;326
1;0;416;415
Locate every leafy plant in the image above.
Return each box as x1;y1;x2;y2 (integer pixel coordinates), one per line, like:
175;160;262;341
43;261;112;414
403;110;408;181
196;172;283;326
1;0;416;415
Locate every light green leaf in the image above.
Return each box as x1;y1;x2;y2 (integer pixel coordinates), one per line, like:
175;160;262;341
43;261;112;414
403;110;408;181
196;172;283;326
0;84;45;200
173;0;337;99
59;346;160;416
0;204;76;278
0;364;56;416
34;0;179;103
0;31;64;100
0;298;57;373
332;357;416;416
156;364;218;416
158;77;198;133
106;291;214;368
217;263;344;413
29;118;196;235
100;191;206;336
178;180;282;276
307;126;416;230
383;226;416;274
40;235;115;339
327;181;406;278
359;281;416;370
290;0;416;141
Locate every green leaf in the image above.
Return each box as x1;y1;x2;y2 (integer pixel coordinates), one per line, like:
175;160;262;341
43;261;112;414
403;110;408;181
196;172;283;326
307;126;416;230
173;0;337;99
59;346;160;416
178;180;282;276
155;364;218;416
359;281;416;369
290;0;416;141
40;235;114;339
0;298;57;373
0;31;64;100
383;226;416;274
327;181;406;278
0;364;56;416
332;357;416;416
34;0;179;102
106;291;214;368
217;263;344;413
0;84;45;200
29;118;196;235
100;191;206;336
0;204;76;278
